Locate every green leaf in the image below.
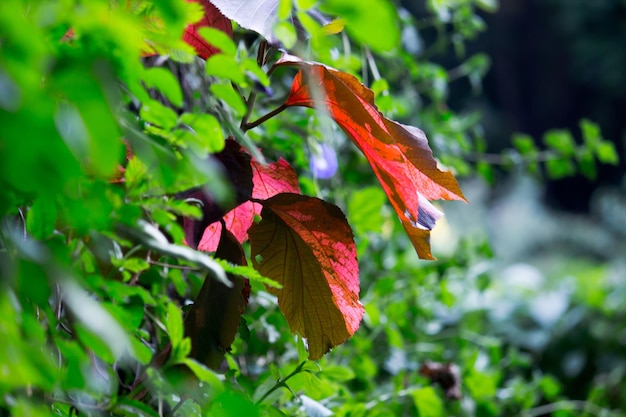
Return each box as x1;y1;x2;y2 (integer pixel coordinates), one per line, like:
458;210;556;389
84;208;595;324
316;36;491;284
539;375;561;401
209;391;260;417
115;399;162;417
411;386;443;417
198;27;238;56
475;0;498;12
465;370;498;399
279;0;292;19
117;220;231;287
52;66;124;178
596;141;619;165
75;324;116;364
321;365;355;382
210;83;246;117
274;21;297;49
320;0;400;53
125;156;149;193
242;58;271;87
545;158;575;179
130;337;153;365
576;148;597;179
183;358;225;391
26;197;57;239
62;280;131;362
166;302;184;347
348;187;386;235
142;67;184;108
543;129;575;156
178;112;225;155
580;118;601;148
214;259;282;289
476;161;495;184
121;257;150;273
140;99;179;131
513;133;536;154
206;54;247;85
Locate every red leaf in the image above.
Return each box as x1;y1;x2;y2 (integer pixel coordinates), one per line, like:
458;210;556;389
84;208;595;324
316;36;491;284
183;0;233;59
278;55;467;259
198;158;301;252
184;227;250;369
249;193;362;360
251;158;301;199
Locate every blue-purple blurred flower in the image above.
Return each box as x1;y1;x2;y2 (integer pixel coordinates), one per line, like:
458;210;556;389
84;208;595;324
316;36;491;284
310;143;338;179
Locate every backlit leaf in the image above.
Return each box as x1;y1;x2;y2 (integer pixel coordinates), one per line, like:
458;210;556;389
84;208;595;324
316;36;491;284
279;56;466;259
209;0;279;42
249;193;362;359
199;157;301;252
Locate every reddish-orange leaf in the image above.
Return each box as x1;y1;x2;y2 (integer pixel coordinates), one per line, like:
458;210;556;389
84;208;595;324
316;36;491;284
251;158;301;199
182;0;233;59
199;158;301;252
278;55;467;259
249;193;362;360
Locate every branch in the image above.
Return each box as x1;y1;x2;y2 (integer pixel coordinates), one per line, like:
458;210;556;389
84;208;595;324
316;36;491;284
241;103;288;131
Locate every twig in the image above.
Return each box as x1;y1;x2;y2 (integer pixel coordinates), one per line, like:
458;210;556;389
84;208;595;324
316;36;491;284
254;361;307;406
166;397;188;417
240;91;258;130
513;400;615;417
241;103;288;131
148;260;201;271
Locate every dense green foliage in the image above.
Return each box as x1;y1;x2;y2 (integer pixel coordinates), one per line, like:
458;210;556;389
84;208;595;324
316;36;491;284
1;0;624;416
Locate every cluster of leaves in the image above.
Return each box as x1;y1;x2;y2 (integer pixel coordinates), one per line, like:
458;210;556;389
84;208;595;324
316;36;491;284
0;0;468;415
2;0;624;417
460;119;619;183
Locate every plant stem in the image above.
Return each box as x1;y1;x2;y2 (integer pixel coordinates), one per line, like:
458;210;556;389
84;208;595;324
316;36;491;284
254;361;307;406
240;91;258;130
242;103;288;132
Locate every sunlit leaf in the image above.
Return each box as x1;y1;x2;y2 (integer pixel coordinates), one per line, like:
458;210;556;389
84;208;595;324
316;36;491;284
209;0;279;42
249;193;362;359
166;301;184;347
210;83;246;116
411;387;444;417
142;67;184;108
199;157;301;251
279;55;466;259
198;27;238;56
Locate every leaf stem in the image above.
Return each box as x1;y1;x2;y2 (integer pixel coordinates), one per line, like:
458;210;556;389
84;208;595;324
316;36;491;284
241;103;288;131
254;361;307;406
